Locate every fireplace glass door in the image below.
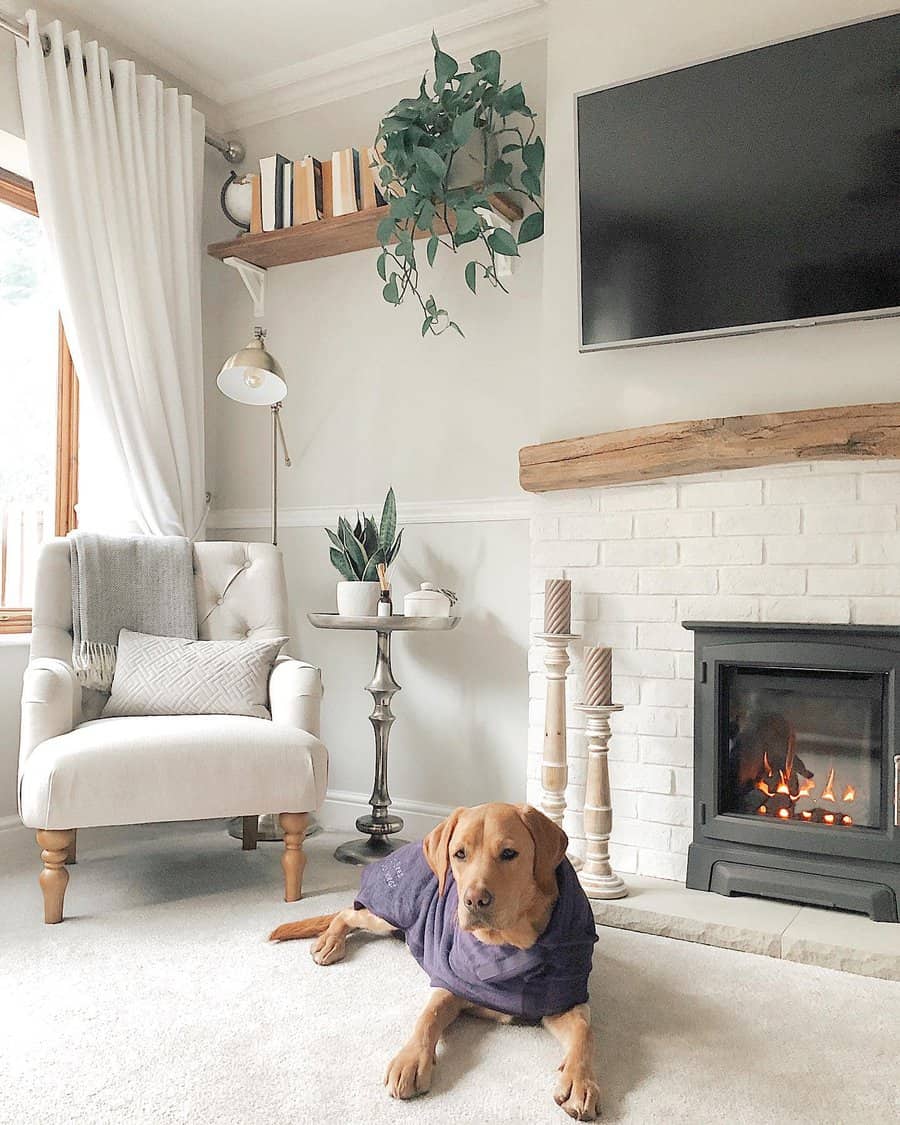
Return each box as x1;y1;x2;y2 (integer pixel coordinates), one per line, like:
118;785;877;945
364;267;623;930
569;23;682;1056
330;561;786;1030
721;666;884;831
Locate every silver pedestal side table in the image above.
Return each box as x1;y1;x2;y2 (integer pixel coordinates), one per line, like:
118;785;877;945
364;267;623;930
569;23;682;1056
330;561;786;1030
308;612;460;865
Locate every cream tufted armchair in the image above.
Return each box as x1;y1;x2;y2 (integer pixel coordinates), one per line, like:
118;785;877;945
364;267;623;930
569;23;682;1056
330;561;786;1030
18;539;327;924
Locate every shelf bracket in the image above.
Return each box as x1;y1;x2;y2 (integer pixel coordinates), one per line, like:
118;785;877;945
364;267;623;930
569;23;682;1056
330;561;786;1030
223;256;267;318
475;207;515;279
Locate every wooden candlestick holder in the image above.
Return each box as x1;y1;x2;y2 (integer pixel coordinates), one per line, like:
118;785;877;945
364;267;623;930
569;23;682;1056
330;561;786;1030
536;632;582;870
574;703;628;899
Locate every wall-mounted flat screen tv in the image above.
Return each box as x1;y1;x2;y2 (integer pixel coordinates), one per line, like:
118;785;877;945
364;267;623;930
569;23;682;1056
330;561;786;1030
577;15;900;350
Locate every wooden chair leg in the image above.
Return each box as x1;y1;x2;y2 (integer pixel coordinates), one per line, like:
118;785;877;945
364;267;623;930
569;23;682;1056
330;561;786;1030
279;813;309;903
36;829;75;924
241;815;259;851
65;831;77;865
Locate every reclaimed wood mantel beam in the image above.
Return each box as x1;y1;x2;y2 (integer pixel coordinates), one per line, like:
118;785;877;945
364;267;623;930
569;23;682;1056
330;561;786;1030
519;402;900;493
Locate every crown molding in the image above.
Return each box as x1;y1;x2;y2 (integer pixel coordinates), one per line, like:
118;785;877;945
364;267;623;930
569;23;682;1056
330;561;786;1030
207;495;531;530
221;0;548;131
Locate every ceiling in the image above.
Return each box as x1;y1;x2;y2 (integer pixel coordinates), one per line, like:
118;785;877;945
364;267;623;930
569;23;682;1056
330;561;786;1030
44;0;547;126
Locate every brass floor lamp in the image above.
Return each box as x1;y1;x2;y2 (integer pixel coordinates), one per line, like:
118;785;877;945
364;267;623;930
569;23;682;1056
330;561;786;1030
216;322;291;545
217;258;318;842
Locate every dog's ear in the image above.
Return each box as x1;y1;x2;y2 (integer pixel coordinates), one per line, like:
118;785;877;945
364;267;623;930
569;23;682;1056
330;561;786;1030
517;805;568;898
423;807;465;895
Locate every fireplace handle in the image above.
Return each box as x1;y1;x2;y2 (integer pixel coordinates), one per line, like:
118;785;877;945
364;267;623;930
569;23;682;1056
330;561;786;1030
895;756;900;829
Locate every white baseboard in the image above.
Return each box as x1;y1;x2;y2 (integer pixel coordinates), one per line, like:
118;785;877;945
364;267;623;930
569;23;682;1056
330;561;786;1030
319;789;451;839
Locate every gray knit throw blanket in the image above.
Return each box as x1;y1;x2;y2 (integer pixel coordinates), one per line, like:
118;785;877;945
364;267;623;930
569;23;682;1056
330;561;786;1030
70;531;198;692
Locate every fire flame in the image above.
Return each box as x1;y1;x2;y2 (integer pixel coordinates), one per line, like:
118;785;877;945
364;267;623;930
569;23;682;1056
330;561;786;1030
753;753;858;827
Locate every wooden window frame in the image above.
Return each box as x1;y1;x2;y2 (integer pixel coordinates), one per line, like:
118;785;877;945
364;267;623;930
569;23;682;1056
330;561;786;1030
0;168;78;634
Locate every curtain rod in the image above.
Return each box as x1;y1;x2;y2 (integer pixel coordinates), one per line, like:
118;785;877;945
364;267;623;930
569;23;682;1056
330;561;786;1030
0;8;244;164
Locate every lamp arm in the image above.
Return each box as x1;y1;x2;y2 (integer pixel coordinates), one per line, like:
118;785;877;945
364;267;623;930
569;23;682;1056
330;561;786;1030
273;403;292;467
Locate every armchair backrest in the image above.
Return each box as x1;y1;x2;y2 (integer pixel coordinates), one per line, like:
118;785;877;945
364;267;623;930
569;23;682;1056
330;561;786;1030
31;538;291;664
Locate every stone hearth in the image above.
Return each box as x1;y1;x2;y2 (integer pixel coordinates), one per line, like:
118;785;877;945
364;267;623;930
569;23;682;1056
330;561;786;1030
590;874;900;981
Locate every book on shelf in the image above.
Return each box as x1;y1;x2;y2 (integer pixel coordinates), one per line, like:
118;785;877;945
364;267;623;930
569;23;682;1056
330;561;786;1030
259;153;290;231
249;174;262;233
292;155;324;224
331;148;361;216
321;160;334;220
360;146;388;210
282;161;293;227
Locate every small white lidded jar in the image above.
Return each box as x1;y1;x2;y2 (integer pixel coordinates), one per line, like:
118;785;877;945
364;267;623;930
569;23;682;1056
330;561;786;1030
403;582;455;618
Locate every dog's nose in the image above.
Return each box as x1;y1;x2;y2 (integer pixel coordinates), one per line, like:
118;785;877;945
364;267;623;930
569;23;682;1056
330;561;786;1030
463;887;493;912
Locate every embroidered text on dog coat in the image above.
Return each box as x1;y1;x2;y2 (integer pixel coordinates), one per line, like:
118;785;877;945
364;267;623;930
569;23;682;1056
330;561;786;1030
354;841;597;1019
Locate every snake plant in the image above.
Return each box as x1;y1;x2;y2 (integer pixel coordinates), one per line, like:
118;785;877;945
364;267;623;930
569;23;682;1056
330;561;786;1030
326;487;403;581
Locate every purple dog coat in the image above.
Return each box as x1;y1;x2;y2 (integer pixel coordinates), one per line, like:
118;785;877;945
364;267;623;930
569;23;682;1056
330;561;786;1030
354;841;597;1020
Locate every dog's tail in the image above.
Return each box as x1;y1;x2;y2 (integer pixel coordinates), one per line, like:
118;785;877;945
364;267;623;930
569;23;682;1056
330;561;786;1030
269;913;338;943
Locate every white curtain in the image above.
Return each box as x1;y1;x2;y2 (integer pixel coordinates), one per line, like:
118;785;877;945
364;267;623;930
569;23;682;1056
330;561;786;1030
16;12;206;538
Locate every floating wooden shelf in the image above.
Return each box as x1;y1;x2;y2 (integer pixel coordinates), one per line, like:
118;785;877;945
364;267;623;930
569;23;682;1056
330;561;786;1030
207;194;523;270
519;402;900;493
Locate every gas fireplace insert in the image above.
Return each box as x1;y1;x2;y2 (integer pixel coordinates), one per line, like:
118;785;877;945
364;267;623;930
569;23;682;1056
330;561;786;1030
684;622;900;922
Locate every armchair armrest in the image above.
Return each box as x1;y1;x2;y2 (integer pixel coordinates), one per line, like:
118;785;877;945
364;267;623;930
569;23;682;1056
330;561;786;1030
269;656;323;738
19;658;79;769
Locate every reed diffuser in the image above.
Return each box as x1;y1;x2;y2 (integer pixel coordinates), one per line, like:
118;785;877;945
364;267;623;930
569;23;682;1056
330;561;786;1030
376;562;392;617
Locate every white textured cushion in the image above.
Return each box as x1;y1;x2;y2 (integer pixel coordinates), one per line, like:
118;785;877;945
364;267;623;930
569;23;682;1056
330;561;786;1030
29;539;295;729
102;630;286;719
19;715;328;829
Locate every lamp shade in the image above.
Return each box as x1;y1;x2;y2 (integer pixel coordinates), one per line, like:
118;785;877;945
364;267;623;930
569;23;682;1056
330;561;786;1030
216;329;287;406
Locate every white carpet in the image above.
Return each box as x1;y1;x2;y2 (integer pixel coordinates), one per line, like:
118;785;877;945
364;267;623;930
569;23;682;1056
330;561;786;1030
2;821;899;1124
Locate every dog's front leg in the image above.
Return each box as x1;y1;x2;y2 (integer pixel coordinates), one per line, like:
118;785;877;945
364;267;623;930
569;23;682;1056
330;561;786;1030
385;988;468;1100
543;1004;601;1121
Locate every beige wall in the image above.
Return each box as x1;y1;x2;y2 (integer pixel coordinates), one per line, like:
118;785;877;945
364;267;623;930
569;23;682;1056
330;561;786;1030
206;40;548;820
5;2;898;824
0;30;22;140
208;38;547;510
539;0;900;443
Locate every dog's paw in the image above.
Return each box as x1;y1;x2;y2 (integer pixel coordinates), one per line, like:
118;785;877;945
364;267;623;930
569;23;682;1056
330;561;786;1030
311;931;347;965
384;1047;433;1099
554;1067;601;1121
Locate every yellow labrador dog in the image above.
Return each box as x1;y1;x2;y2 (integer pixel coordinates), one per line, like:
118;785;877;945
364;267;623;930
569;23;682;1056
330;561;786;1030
270;803;601;1120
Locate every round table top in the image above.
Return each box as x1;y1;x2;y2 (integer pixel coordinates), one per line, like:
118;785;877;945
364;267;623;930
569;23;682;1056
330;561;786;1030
308;612;461;632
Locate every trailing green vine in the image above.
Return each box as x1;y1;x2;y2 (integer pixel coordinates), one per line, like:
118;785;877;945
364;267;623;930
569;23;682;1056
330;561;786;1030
374;34;545;337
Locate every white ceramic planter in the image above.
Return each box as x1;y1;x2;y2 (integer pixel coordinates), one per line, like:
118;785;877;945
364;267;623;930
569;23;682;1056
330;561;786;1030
447;130;499;190
336;581;381;617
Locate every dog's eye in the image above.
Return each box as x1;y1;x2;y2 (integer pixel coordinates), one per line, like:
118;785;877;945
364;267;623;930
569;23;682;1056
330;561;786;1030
453;848;466;861
499;848;519;861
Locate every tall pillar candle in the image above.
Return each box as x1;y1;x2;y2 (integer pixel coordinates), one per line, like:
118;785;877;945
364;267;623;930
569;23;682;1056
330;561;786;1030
544;579;572;635
582;646;613;706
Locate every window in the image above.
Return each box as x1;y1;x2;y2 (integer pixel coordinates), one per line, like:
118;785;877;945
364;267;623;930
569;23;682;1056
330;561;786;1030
0;167;78;634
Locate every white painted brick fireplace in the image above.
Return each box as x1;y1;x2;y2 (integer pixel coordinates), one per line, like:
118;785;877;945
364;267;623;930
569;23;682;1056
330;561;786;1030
527;459;900;882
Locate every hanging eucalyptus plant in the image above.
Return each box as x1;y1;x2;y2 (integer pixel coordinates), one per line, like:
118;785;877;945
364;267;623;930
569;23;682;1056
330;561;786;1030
374;34;545;337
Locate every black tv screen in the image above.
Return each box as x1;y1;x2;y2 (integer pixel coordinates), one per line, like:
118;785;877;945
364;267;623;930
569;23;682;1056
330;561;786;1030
577;15;900;349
